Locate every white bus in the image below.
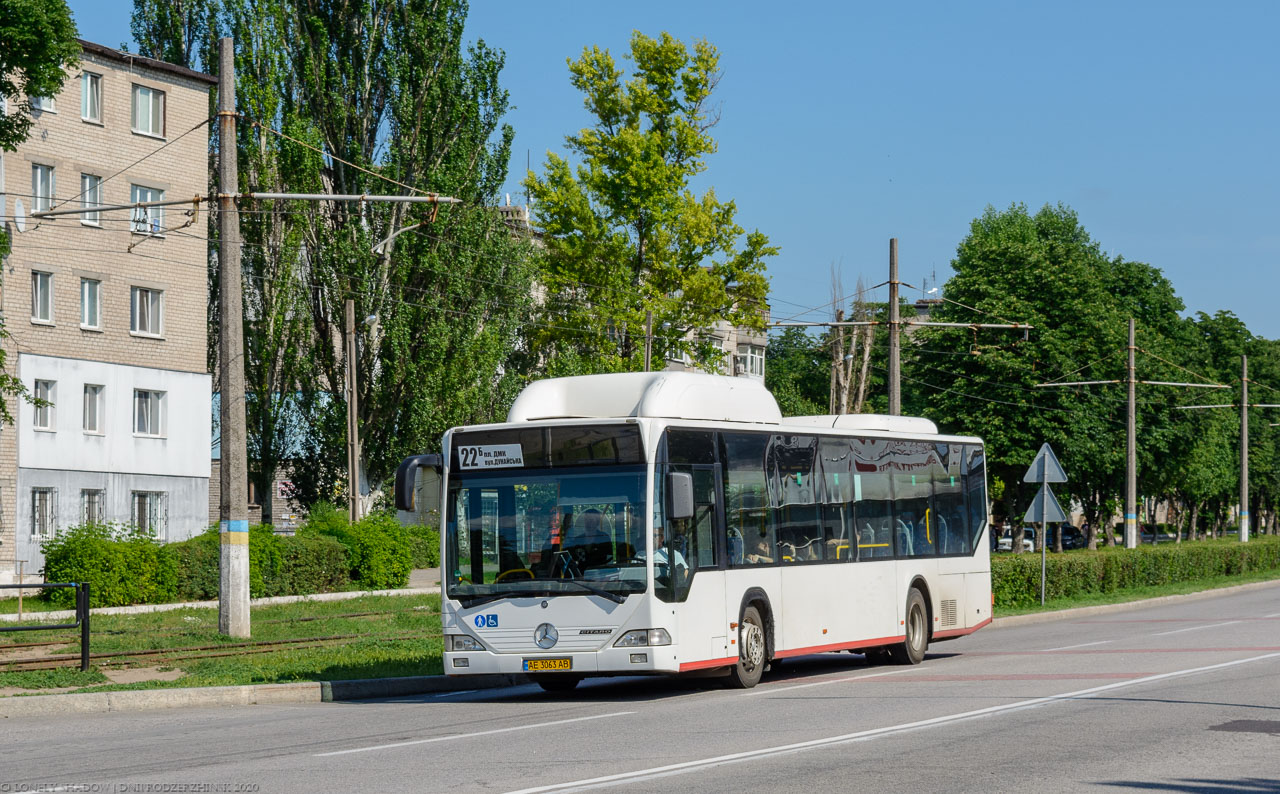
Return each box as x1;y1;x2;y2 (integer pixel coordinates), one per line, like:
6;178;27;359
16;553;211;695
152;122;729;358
395;372;992;690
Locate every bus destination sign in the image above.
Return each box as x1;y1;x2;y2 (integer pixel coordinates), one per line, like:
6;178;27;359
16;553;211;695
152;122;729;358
457;444;525;470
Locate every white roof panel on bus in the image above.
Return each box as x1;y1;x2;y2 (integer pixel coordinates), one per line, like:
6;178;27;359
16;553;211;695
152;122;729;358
506;372;783;424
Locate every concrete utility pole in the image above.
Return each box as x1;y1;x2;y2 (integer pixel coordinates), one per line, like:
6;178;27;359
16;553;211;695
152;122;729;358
217;37;250;638
888;238;901;415
773;238;1029;412
345;299;361;523
1177;355;1280;543
1241;355;1250;542
1125;318;1138;549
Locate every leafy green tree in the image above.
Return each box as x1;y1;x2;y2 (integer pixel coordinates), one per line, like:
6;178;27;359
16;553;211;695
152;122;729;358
136;0;538;509
130;0;219;70
525;31;774;375
765;327;827;417
0;0;79;256
905;204;1188;551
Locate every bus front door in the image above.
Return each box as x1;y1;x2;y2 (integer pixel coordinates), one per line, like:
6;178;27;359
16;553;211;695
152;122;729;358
663;463;729;668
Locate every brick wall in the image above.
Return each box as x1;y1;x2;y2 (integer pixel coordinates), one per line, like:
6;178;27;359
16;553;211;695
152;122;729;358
0;44;214;577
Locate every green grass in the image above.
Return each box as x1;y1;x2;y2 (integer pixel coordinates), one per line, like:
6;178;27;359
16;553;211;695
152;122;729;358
0;594;443;694
995;566;1280;616
0;596;67;614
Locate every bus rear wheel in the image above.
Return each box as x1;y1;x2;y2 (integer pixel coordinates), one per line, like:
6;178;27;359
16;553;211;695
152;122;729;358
727;605;767;689
533;675;581;692
889;588;928;665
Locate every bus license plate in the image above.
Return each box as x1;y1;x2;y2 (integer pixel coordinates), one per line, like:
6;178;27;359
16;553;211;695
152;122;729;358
524;658;572;672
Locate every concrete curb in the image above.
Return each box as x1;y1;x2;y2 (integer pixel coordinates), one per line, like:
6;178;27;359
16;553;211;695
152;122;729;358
0;673;527;719
989;578;1280;629
0;585;441;623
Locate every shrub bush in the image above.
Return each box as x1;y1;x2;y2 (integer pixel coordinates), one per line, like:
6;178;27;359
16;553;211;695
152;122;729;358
406;524;440;569
42;523;178;608
992;537;1280;609
170;527;220;601
301;504;413;588
167;524;352;601
276;533;352;594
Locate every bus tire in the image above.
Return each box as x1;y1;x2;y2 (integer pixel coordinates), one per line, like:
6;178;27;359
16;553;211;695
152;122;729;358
727;605;767;689
534;675;581;692
889;588;928;665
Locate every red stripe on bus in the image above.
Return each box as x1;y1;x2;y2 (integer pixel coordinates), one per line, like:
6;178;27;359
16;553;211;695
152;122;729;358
773;634;905;659
679;656;739;672
933;617;992;639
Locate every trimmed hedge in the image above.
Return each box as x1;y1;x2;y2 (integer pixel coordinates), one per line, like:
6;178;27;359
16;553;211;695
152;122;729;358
304;509;412;589
992;537;1280;609
42;524;178;608
167;525;352;601
406;524;440;569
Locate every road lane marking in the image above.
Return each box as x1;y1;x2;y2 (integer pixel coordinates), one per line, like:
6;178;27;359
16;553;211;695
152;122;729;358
1153;621;1241;636
1044;640;1112;651
504;652;1280;793
314;711;634;757
744;667;909;696
1265;613;1280;619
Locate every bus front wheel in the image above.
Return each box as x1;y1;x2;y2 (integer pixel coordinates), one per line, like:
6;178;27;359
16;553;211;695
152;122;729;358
727;605;767;689
889;588;928;665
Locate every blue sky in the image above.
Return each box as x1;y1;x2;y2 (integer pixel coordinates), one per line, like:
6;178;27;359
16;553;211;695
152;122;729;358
68;1;1280;338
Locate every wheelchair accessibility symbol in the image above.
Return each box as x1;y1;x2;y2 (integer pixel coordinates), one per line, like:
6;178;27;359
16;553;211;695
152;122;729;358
474;614;498;628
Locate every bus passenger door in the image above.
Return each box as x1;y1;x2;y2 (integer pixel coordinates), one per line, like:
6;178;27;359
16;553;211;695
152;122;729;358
661;463;728;666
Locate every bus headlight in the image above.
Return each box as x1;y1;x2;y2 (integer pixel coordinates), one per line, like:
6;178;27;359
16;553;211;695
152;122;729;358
614;628;672;647
448;634;486;652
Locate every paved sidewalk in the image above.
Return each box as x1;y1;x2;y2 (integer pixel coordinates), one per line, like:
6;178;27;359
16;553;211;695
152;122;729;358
0;570;443;623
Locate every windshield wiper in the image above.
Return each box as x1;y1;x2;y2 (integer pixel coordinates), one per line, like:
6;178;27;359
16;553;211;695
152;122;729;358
457;592;510;609
552;579;627;604
456;579;627;607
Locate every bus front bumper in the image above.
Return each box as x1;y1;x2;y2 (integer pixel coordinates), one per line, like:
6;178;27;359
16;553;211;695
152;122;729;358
443;646;682;676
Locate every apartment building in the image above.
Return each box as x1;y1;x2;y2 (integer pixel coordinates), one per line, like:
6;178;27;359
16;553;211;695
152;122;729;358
0;41;215;580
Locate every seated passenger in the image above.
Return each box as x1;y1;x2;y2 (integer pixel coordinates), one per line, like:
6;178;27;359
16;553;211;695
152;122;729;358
746;530;774;564
566;509;613;568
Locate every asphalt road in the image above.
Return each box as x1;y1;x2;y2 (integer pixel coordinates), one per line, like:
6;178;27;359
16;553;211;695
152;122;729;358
5;584;1279;794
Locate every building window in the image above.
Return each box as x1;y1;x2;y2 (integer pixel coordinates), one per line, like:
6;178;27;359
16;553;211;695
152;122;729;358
81;489;105;525
32;163;55;212
735;344;765;378
32;488;57;538
130;286;163;335
131;85;165;137
33;379;56;430
134;389;165;436
81;72;101;122
131;491;167;537
81;278;101;328
130;184;164;234
30;95;55;113
80;174;102;226
83;384;104;433
31;270;53;323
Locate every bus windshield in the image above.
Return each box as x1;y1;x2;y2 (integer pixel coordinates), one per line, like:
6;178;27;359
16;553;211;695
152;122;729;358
445;465;649;604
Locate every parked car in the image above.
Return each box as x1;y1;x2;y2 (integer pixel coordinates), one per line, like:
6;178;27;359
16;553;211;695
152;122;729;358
996;529;1034;552
1060;525;1086;550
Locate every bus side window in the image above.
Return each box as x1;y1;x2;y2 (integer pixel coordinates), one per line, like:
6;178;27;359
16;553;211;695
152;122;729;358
722;432;774;568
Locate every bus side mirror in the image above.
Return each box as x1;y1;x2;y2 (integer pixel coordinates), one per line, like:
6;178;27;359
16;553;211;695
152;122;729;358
395;454;443;512
666;471;695;521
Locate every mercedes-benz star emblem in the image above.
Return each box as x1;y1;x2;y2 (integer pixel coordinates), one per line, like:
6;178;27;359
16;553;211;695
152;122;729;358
534;622;559;649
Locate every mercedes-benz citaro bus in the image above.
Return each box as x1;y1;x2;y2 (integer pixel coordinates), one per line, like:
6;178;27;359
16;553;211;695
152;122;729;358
394;372;992;691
